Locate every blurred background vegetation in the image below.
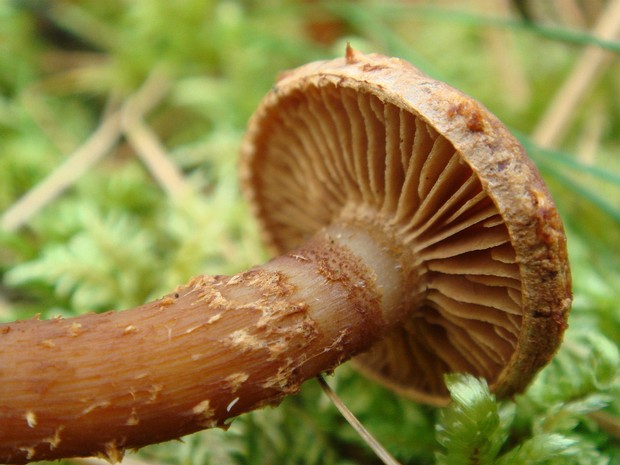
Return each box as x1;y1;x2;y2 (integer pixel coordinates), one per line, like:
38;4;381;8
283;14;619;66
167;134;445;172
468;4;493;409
1;0;620;464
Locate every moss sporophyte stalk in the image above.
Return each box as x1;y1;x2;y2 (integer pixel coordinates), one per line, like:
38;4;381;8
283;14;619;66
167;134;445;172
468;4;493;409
0;49;571;463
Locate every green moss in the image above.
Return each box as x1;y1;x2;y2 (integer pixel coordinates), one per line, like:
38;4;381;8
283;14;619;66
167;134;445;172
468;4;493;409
1;1;619;464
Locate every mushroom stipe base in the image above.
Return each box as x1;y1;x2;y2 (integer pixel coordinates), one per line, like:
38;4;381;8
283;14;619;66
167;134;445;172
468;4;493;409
2;220;410;463
0;48;571;464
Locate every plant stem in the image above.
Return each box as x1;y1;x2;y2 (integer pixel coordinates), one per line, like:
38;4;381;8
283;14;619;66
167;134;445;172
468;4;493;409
0;68;170;233
317;375;401;465
532;0;620;148
0;219;410;463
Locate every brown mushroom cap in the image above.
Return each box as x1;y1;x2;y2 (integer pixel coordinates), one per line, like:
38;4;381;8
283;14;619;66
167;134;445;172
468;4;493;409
240;49;571;405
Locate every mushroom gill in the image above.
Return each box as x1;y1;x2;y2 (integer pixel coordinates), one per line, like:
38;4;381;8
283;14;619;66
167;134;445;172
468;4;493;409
242;81;524;403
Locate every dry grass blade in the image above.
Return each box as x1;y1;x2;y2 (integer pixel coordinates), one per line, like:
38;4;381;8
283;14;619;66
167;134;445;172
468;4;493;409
120;67;191;199
533;0;620;148
122;117;191;200
0;68;171;232
317;376;402;465
589;410;620;439
0;110;122;232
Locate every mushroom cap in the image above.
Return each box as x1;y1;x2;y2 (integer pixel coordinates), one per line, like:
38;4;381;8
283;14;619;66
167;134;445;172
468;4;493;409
240;49;571;405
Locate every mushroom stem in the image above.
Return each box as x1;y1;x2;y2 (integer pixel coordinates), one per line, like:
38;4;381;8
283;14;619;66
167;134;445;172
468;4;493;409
0;218;411;463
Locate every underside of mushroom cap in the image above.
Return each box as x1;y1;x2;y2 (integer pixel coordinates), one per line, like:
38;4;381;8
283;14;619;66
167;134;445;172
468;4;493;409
240;49;571;405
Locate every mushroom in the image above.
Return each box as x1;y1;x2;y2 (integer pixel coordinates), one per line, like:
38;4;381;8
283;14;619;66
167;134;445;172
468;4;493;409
0;48;571;463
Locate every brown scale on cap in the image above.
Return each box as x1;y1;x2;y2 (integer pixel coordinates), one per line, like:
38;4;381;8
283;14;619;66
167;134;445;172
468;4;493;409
0;48;570;463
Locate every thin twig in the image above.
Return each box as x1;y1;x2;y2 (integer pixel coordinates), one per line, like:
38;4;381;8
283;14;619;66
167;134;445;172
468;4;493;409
551;0;587;28
317;375;402;465
589;410;620;439
119;68;191;199
0;110;122;232
576;98;605;164
0;67;170;233
532;0;620;148
122;117;191;200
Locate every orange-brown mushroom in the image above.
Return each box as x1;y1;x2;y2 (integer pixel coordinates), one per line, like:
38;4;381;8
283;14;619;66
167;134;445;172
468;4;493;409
0;49;571;463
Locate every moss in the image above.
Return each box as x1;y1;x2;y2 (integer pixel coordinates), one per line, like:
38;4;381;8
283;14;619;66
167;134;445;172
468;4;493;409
1;1;619;464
